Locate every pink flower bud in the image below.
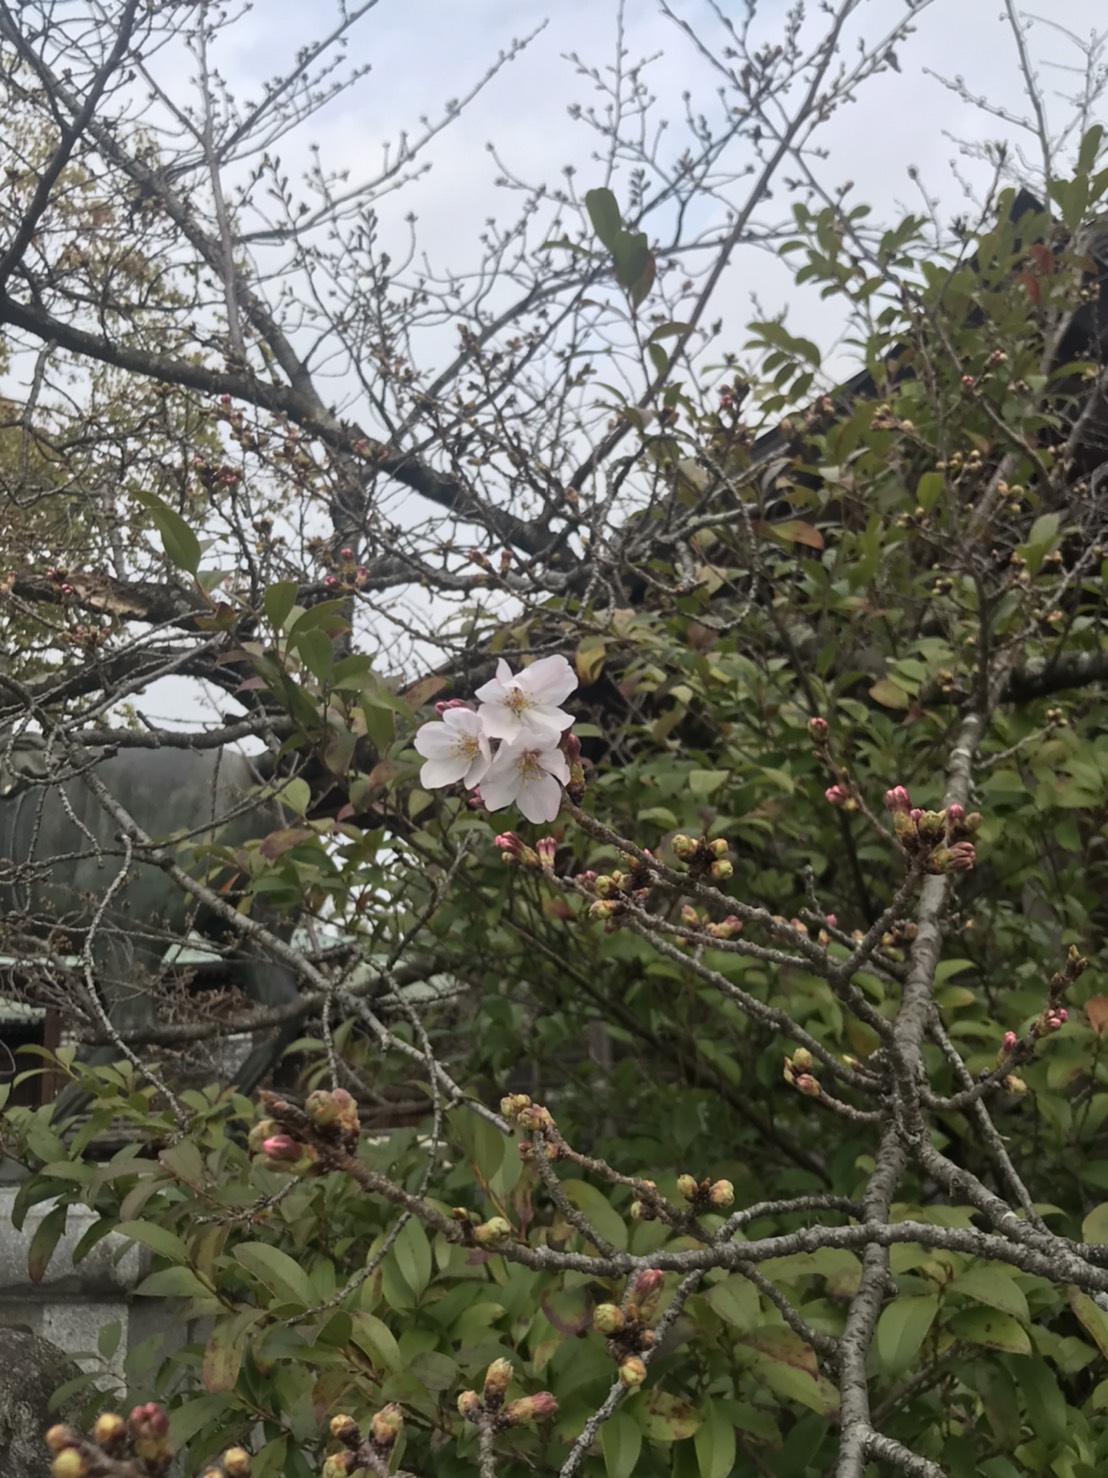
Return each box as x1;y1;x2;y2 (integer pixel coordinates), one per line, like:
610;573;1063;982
561;731;582;762
261;1134;299;1159
341;547;354;559
808;716;829;740
434;698;471;713
825;785;848;807
946;803;965;823
536;836;557;868
825;913;837;927
495;831;525;857
634;1268;664;1299
1002;1031;1017;1051
884;785;912;814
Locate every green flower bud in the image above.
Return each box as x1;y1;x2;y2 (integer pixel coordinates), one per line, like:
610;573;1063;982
483;1358;514;1400
676;1173;699;1201
592;1303;626;1335
503;1392;558;1424
369;1403;404;1447
329;1414;360;1446
473;1216;513;1247
619;1356;647;1388
457;1389;484;1421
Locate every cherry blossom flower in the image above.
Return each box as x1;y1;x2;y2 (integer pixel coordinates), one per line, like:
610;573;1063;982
480;740;570;823
413;707;491;789
475;656;577;743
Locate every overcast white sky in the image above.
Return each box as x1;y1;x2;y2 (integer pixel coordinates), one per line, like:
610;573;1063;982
209;0;1102;361
134;0;1103;724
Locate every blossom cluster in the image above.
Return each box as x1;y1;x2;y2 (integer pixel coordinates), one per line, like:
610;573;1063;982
413;656;578;824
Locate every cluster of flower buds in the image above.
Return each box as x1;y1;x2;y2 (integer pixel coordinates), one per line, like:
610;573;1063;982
322;546;371;589
46;1403;178;1478
323;1406;403;1478
593;1268;665;1387
450;1206;516;1248
191;454;242;492
581;848;657;923
680;904;744;940
676;1173;735;1212
993;945;1087;1092
824;783;858;811
496;831;558;871
248;1089;361;1176
455;1359;558;1433
670;834;733;881
45;564;76;599
783;1046;822;1098
883;787;980;873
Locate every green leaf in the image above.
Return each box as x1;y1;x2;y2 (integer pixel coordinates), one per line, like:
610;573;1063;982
393;1217;433;1300
294;627;334;684
601;1410;642;1478
234;1241;317;1309
132;488;201;575
637;1388;703;1441
116;1220;189;1265
585;187;622;250
1082;1203;1108;1244
97;1321;121;1361
1078;123;1105;174
27;1204;67;1283
916;470;945;511
868;677;910;710
1067;1286;1108;1358
167;1393;234;1451
875;1294;939;1374
408;1350;459;1391
134;1265;216;1299
203;1309;264;1392
694;1403;737;1478
704;1274;760;1331
264;580;299;629
687;769;729;799
945;1307;1031;1354
350;1313;403;1374
949;1265;1029;1323
280;777;312;816
1010;1356;1069;1445
560;1179;628;1251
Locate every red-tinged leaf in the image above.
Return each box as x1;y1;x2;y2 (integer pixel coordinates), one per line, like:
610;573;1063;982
1017;270;1041;303
752;519;825;550
1085;997;1108;1037
258;826;314;860
356;760;406;796
638;1389;702;1441
400;674;447;709
740;1325;818;1375
1030;242;1054;275
540;1285;593;1337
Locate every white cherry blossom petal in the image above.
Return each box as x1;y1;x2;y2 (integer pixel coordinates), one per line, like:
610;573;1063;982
480;741;569;823
474;656;578;742
413;708;491;789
